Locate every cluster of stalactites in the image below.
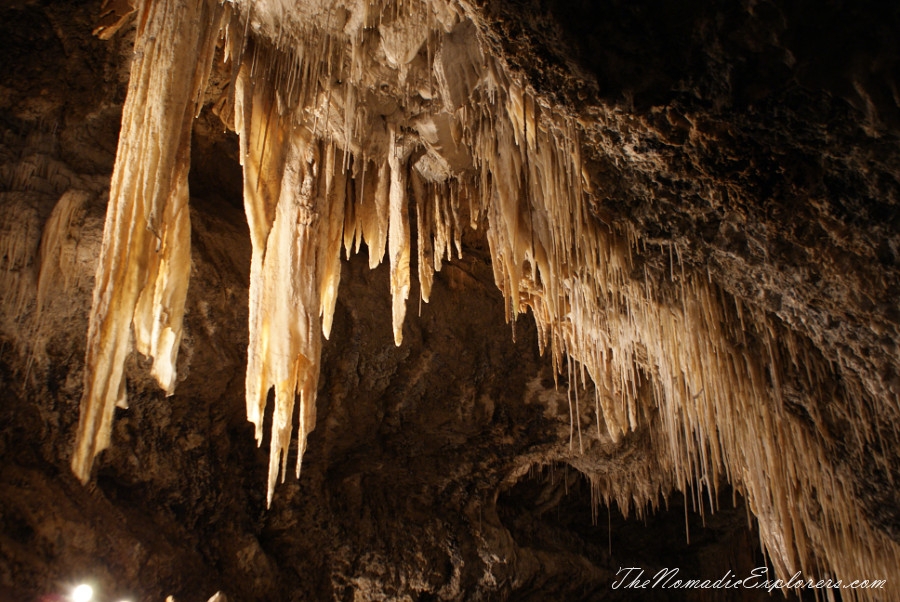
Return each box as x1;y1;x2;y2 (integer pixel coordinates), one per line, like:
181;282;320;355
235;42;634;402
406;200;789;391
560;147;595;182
71;0;900;596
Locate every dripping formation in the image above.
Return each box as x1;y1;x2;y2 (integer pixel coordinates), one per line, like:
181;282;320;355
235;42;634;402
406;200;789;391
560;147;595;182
69;0;900;596
71;0;225;479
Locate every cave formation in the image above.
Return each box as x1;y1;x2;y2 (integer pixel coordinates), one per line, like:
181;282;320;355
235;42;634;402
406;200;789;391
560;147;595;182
2;0;900;601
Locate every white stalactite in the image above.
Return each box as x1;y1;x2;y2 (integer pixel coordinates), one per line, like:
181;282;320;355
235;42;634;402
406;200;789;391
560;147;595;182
387;124;411;346
235;56;326;504
319;142;346;340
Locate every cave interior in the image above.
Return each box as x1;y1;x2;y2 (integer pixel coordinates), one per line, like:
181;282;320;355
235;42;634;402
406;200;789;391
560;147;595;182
1;0;900;601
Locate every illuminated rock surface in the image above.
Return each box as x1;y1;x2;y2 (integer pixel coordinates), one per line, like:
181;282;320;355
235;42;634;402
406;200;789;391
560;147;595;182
1;0;899;600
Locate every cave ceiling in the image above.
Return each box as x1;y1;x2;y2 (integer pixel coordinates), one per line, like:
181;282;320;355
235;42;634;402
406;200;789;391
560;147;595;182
1;0;900;600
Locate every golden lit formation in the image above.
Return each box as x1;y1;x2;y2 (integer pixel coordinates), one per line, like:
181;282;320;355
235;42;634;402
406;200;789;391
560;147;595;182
69;0;899;598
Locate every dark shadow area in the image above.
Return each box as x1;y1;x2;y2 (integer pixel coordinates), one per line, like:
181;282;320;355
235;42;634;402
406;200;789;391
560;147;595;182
497;465;806;601
484;0;900;124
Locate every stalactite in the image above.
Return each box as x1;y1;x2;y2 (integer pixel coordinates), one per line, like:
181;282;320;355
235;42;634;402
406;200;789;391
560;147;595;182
36;190;90;319
71;0;224;482
360;159;391;269
319;142;347;340
234;50;331;504
387;124;411;346
412;172;434;304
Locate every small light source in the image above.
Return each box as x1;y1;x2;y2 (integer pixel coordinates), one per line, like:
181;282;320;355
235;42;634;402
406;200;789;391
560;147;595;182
71;584;93;602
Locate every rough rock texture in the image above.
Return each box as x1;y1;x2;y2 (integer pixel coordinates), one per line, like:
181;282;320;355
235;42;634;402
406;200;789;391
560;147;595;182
1;0;899;601
485;0;900;544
